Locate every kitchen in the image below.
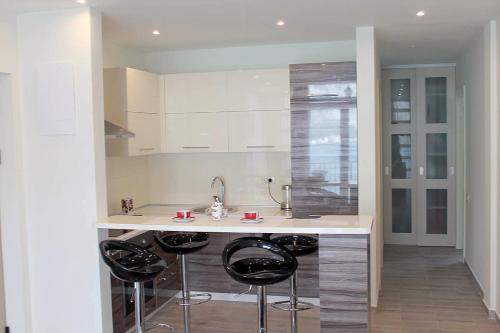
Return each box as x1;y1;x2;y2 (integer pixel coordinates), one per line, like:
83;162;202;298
99;21;374;333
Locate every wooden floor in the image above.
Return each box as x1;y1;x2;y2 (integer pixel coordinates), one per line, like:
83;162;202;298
148;300;320;333
147;245;500;333
371;245;500;333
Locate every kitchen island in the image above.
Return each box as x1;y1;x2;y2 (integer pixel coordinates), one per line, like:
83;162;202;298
97;206;373;333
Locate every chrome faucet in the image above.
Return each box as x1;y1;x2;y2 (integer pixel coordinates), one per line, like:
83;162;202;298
211;176;225;205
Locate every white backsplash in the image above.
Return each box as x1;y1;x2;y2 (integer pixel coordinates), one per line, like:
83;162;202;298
147;152;291;206
106;152;291;214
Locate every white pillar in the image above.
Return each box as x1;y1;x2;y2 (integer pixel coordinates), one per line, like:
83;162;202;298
17;7;111;332
356;26;382;307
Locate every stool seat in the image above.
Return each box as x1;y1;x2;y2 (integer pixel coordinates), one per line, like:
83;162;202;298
222;237;297;286
155;232;209;254
100;240;165;283
272;235;318;257
229;257;296;286
222;237;298;333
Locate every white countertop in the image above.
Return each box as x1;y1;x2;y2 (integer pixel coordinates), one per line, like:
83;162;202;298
97;205;373;235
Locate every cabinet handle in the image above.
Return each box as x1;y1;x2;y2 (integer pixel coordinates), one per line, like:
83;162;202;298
182;146;210;149
139;148;155;151
247;145;276;149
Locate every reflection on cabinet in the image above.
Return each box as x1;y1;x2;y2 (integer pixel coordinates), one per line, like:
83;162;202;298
164;72;226;114
228;111;290;152
225;69;290;111
104;67;161;157
126;68;160;114
165;113;229;153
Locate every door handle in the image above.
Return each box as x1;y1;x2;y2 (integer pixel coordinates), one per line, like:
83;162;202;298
450;167;455;176
384;166;389;176
419;167;424;176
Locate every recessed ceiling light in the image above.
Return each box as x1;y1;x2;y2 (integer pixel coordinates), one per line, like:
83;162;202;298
276;20;285;27
76;0;86;3
152;30;160;36
416;11;425;17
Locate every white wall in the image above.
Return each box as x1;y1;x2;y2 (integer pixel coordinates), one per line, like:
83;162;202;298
138;40;356;73
497;16;500;320
17;8;110;332
0;13;32;332
456;21;498;310
356;26;382;308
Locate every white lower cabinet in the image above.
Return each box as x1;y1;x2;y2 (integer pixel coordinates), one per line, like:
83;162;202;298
165;113;228;153
228;110;290;152
127;112;162;156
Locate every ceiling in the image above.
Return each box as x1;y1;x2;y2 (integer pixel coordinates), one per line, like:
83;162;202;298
3;0;500;65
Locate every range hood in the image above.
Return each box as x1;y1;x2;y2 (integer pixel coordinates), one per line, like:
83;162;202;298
105;120;135;139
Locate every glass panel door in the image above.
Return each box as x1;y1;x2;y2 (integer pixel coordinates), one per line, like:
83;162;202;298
383;66;456;247
417;67;456;246
383;69;417;245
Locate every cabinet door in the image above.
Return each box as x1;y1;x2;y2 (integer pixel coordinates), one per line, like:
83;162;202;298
165;113;228;153
225;69;290;111
126;68;160;114
127;112;161;156
164;72;226;114
228;111;290;152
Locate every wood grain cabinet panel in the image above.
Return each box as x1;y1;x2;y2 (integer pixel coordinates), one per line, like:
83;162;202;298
290;62;358;216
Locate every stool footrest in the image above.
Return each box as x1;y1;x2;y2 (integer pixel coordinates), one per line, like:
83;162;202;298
271;300;315;312
146;321;174;332
177;293;212;306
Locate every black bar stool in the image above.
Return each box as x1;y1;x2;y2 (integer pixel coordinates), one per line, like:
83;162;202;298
270;235;318;333
222;237;298;333
99;240;173;333
155;232;212;333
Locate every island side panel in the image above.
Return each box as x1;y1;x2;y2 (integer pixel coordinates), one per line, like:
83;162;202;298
319;234;370;333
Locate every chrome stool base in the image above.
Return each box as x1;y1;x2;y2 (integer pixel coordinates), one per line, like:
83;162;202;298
146;322;174;332
134;282;175;333
271;299;314;312
179;254;211;333
177;293;212;306
270;272;314;333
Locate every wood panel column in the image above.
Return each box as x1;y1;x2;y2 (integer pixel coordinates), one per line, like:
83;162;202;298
319;234;370;333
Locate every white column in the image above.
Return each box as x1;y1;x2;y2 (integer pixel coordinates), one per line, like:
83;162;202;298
356;26;382;307
17;7;110;332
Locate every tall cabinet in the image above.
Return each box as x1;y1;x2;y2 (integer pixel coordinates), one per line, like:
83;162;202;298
290;62;358;217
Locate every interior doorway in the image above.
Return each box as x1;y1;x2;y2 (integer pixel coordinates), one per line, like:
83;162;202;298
382;66;457;247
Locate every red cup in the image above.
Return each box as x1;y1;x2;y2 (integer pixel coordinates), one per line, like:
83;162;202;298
244;211;258;220
176;210;191;219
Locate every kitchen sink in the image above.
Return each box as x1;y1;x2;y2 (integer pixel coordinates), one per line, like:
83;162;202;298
191;206;239;215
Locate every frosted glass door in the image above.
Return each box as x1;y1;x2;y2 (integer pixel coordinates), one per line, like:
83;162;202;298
383;66;456;247
416;67;455;246
383;69;418;245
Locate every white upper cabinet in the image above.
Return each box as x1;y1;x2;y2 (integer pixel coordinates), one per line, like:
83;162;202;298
224;69;290;112
228;111;290;152
126;68;160;114
104;67;161;157
127;112;162;156
164;72;226;114
165;113;228;153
